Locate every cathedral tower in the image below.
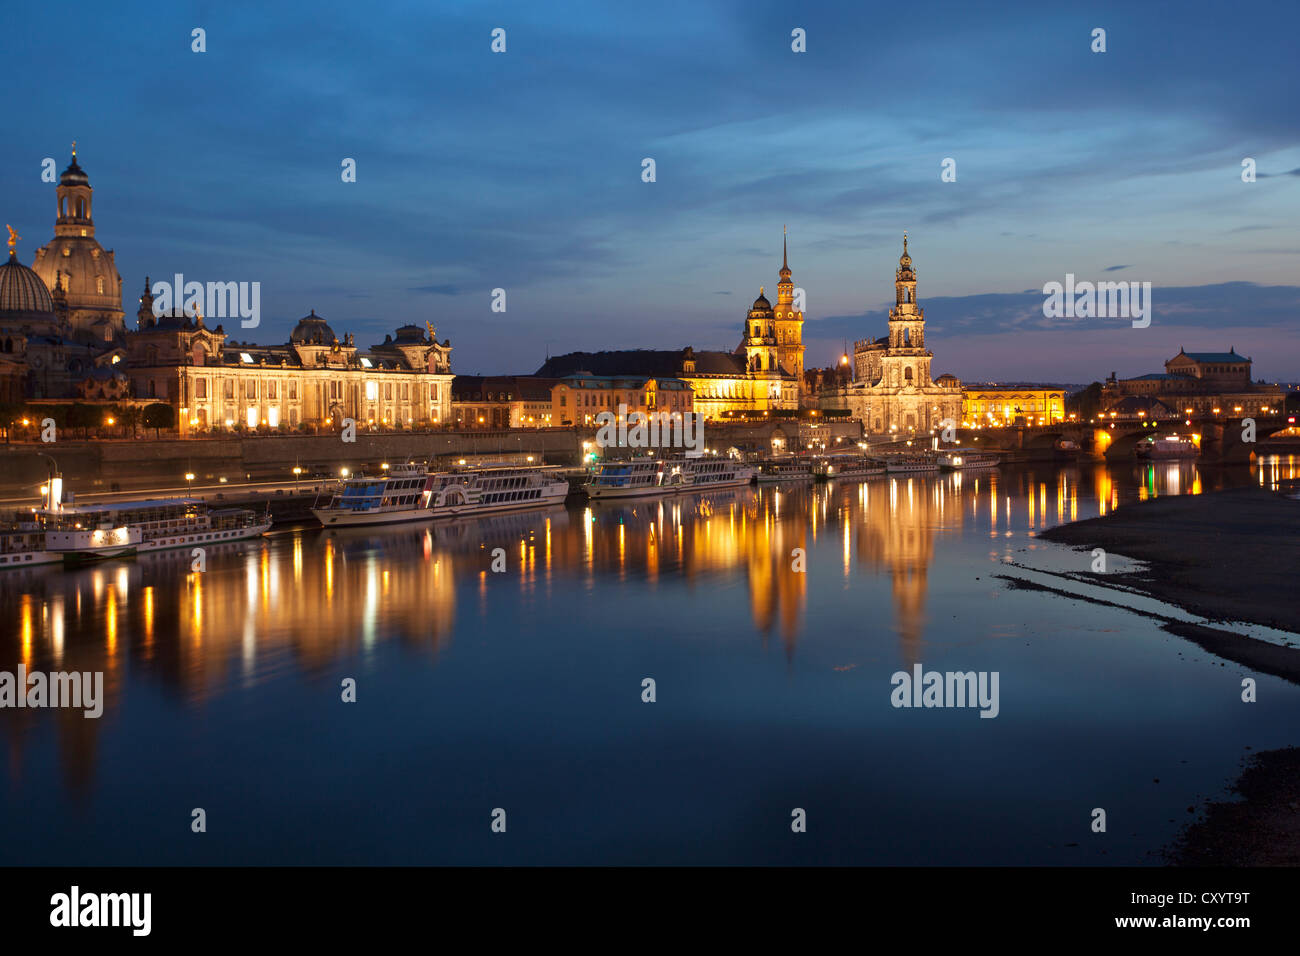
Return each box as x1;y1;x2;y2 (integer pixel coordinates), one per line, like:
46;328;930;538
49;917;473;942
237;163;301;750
772;226;806;400
881;233;933;389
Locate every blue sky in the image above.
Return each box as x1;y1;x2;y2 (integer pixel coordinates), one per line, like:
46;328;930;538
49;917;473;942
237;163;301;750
3;0;1298;382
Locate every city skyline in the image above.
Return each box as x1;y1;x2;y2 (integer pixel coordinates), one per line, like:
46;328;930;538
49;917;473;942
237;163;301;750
4;0;1299;383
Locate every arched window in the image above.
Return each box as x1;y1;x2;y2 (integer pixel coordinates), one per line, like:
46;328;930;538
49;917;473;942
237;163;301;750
96;277;105;294
904;367;913;382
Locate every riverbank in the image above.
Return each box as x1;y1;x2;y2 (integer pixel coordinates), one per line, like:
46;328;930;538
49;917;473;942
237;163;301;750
1166;746;1300;866
1037;483;1300;866
1037;483;1300;635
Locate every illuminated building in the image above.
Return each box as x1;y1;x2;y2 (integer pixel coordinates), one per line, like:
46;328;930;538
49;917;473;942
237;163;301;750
127;301;453;434
535;234;803;418
962;387;1066;426
821;235;963;434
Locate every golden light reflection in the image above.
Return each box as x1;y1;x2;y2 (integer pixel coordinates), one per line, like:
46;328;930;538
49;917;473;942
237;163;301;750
0;460;1245;796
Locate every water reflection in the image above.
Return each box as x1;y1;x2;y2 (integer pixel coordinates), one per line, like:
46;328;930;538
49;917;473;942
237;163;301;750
1;458;1291;797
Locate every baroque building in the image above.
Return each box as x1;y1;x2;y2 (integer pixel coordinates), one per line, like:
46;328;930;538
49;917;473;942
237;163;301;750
125;291;454;434
821;235;963;434
963;386;1066;426
1101;348;1284;418
2;147;458;431
1;227;124;400
537;235;802;418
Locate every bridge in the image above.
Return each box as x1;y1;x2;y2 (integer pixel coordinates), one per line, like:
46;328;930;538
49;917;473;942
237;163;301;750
958;415;1295;463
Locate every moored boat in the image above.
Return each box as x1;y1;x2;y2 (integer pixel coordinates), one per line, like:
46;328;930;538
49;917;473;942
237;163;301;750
754;458;814;483
426;464;570;516
1136;435;1199;460
583;458;687;500
883;453;940;473
311;463;436;527
937;450;1001;472
813;455;886;481
34;497;270;565
681;456;755;490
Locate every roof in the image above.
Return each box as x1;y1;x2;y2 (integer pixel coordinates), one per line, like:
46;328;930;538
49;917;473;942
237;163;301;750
0;254;55;314
556;373;691;391
537;349;747;378
1108;396;1177;416
452;375;557;401
1177;349;1248;363
48;497;201;514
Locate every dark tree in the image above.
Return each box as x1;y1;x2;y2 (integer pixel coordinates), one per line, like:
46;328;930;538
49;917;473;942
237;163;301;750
142;402;176;438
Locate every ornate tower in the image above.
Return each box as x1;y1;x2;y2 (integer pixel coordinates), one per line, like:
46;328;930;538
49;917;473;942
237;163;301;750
742;287;777;374
881;233;933;388
772;226;806;399
31;146;125;346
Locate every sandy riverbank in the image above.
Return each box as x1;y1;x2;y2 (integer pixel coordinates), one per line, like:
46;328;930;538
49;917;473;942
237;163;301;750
1037;484;1300;635
1036;484;1300;866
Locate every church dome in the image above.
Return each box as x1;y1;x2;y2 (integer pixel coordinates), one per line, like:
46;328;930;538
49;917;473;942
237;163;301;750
750;288;772;312
0;250;55;315
60;157;90;187
30;239;122;313
290;309;337;344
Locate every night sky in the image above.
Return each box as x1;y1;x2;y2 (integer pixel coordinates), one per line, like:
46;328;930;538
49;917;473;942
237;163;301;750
4;0;1298;382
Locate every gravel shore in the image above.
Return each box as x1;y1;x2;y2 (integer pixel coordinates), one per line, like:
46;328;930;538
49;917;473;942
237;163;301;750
1037;484;1300;636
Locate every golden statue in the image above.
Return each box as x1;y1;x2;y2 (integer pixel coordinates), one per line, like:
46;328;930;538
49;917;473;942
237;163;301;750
426;319;437;341
5;224;18;253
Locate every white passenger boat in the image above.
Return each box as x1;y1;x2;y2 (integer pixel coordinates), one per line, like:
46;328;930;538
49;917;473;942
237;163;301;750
36;498;270;565
754;458;814;483
883;453;940;474
682;456;755;490
937;450;1001;472
426;464;570;516
584;458;687;500
814;456;886;481
312;463;437;527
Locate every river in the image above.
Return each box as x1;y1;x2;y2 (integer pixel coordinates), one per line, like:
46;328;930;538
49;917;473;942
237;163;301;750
2;457;1297;864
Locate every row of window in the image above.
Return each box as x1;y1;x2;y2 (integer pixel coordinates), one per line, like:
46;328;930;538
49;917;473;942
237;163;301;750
190;378;441;402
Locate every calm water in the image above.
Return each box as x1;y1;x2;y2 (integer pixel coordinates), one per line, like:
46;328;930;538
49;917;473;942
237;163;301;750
2;458;1298;865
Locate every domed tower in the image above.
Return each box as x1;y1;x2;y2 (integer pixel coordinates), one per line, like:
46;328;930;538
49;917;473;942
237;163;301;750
742;287;777;374
881;233;933;389
772;226;806;400
2;227;74;397
30;146;125;346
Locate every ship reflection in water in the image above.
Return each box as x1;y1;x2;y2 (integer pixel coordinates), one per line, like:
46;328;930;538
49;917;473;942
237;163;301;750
1;457;1297;864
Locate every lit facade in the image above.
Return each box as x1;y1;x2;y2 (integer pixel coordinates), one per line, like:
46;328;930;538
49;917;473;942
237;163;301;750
821;235;963;434
963;387;1066;426
451;376;558;428
1102;349;1284;418
551;374;693;426
127;296;453;435
536;236;802;419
